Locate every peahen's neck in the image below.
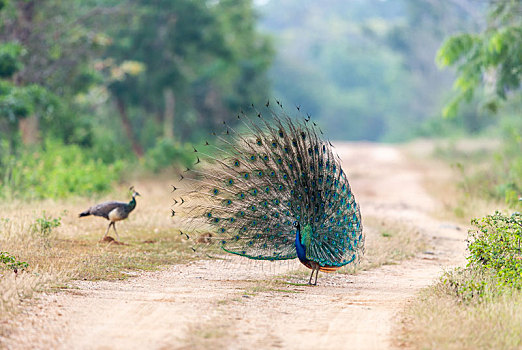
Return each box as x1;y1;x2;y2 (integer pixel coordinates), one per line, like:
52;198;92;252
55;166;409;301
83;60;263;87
127;196;137;210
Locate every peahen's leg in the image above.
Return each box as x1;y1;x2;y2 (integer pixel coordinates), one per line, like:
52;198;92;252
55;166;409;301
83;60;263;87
112;222;120;240
102;222;112;240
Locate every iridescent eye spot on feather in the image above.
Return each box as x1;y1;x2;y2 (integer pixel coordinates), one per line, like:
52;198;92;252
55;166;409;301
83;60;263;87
212;188;219;195
233;160;240;167
220;228;226;233
238;211;245;217
256;138;262;146
263;155;269;161
243;173;250;179
301;132;306;140
221;240;227;245
227;179;234;186
273;199;279;205
270;171;276;177
250;155;256;162
251;188;258;196
271;140;277;148
238;192;245;199
207;212;212;218
214;218;220;223
278;184;284;191
230;217;236;223
262;201;268;207
279;130;284;138
276;157;283;164
250;205;257;211
223;199;232;206
257;170;263;177
292;139;297;147
265;186;270;193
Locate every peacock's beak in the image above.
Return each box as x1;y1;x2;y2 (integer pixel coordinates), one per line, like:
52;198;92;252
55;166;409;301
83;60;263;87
134;192;141;197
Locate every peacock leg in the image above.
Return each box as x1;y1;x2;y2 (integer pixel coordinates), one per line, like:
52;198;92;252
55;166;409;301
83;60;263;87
308;267;314;285
313;266;319;285
112;222;120;240
308;262;318;285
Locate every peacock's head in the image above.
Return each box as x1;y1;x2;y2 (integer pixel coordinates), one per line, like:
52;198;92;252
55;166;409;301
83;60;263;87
293;221;300;231
129;186;141;197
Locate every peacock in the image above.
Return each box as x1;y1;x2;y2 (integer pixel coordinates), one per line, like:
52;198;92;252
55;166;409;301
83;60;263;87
79;186;141;241
174;102;363;285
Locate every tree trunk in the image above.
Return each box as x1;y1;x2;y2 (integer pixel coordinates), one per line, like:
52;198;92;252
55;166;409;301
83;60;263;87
19;115;40;145
163;88;175;140
115;97;144;157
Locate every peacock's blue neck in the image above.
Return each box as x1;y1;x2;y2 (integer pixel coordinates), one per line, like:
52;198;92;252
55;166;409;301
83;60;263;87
295;226;308;263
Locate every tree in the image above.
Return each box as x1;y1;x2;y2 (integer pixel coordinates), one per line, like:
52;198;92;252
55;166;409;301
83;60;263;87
437;0;522;116
0;0;117;146
104;0;272;157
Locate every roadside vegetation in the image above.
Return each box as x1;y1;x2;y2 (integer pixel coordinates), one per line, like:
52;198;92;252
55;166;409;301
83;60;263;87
398;1;521;348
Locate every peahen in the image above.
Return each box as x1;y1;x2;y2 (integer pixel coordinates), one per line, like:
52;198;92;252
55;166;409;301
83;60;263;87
175;102;363;285
79;187;141;241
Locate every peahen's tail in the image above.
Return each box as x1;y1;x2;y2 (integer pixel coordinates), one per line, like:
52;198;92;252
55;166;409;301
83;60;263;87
79;210;90;218
173;101;363;267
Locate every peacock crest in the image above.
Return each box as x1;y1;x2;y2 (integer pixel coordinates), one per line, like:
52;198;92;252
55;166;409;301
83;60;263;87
173;102;363;281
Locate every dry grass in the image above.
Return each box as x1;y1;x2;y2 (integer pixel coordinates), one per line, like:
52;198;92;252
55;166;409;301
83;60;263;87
398;286;522;350
0;178;193;318
403;139;505;224
395;139;521;350
352;215;425;272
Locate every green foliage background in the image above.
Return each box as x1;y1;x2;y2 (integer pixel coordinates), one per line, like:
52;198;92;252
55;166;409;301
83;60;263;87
0;0;519;202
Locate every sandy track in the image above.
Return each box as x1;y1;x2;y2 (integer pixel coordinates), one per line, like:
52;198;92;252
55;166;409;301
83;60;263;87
4;143;467;350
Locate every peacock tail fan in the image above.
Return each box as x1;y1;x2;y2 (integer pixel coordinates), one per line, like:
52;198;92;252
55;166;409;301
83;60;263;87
173;102;364;268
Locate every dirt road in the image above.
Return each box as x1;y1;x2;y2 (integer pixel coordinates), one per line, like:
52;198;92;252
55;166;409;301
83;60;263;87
6;143;467;349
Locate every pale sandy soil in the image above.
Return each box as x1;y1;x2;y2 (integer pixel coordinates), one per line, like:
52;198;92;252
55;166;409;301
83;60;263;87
2;143;467;350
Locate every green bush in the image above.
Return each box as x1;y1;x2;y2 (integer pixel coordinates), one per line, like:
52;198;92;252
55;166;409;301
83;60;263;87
467;211;522;288
0;140;124;199
0;252;28;273
440;211;522;303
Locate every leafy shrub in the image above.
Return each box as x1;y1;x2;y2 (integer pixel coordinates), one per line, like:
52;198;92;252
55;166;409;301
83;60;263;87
0;252;28;273
441;212;522;302
467;211;522;288
0;139;124;199
145;138;193;173
31;212;61;238
30;212;62;248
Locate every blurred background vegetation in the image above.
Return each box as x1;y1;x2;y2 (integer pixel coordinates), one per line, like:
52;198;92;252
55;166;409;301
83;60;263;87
0;0;520;206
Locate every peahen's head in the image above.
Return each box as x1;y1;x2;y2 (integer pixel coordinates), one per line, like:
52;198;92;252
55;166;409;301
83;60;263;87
129;186;141;198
